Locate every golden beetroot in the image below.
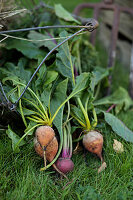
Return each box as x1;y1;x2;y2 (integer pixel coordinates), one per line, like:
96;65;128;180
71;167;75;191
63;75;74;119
34;125;68;179
83;130;103;161
34;137;44;158
35;126;55;147
34;136;58;161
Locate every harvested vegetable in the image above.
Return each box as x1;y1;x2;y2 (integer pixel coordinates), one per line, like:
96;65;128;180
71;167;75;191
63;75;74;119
83;130;103;162
34;127;68;179
1;1;133;188
34;136;58;161
56;124;74;174
35;126;55;148
56;158;74;174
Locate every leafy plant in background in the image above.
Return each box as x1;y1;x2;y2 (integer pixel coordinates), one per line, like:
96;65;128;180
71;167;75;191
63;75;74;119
0;2;133;179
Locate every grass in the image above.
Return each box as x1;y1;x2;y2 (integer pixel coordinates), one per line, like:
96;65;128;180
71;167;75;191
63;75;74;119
0;122;133;200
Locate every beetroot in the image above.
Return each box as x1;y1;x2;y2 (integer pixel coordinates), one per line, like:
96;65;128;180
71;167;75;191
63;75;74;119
56;158;74;174
55;125;74;174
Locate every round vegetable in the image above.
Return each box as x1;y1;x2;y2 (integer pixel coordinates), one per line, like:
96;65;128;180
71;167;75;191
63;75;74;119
34;136;58;161
83;130;103;161
34;126;68;179
56;157;74;174
35;126;55;147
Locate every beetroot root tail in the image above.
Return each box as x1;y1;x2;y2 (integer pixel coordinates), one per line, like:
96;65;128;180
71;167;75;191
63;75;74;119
52;164;69;180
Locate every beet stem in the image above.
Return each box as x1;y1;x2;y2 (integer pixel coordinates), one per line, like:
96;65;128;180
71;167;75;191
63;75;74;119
106;104;116;113
68;125;72;158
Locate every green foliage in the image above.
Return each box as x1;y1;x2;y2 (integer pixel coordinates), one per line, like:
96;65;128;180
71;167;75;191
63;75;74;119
79;39;99;73
5;40;44;59
6;126;25;152
91;67;109;91
71;104;85;126
94;87;133;112
71;73;91;98
50;78;68;136
103;112;133;143
28;31;56;50
56;31;75;80
54;4;80;24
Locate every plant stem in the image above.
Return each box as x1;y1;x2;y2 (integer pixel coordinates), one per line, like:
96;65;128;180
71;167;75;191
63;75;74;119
24;87;48;120
76;40;82;74
85;96;89;113
67;124;72;158
62;127;68;158
92;108;98;128
71;112;86;127
63;101;71;128
106;104;116;113
30;115;44;121
18;86;27;127
51;84;90;124
94;82;101;100
73;135;84;142
25;109;44;119
24;98;46;120
15;124;41;150
11;80;48;119
77;98;91;130
26;117;45;124
69;48;91;130
69;48;75;86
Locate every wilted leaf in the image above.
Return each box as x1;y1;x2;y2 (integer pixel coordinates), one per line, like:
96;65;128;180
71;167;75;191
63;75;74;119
98;162;107;173
113;139;124;153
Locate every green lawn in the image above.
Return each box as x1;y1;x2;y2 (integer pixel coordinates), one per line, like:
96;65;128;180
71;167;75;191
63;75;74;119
1;124;133;200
